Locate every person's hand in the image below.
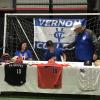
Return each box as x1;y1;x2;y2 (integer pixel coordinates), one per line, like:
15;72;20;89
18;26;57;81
48;57;56;64
93;54;97;61
11;56;18;62
11;56;23;63
51;57;56;60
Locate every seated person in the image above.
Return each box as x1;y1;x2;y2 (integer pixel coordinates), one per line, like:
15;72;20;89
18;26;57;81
15;41;32;60
43;40;66;61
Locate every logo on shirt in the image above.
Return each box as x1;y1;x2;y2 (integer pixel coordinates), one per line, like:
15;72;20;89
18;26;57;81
20;52;28;60
82;35;87;40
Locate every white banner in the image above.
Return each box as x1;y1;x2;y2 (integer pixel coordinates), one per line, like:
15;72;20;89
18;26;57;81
34;18;86;49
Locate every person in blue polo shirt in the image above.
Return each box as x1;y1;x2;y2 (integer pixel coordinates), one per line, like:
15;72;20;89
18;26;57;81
15;41;32;60
43;40;66;61
64;22;97;62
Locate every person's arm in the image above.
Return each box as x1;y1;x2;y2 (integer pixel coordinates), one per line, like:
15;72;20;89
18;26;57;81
92;34;98;60
28;50;33;60
43;51;48;61
15;50;19;56
88;29;98;60
63;41;75;49
96;39;100;59
60;48;67;62
91;32;98;49
61;52;67;62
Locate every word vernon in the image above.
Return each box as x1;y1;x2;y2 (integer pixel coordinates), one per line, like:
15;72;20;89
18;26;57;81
35;18;84;27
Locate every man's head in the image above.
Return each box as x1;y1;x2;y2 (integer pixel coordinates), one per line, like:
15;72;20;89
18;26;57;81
46;40;54;53
71;22;84;33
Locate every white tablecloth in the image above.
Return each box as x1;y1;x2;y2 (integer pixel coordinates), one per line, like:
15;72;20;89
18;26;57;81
0;61;100;95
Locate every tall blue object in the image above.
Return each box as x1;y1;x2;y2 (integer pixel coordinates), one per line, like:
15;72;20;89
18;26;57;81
75;31;95;61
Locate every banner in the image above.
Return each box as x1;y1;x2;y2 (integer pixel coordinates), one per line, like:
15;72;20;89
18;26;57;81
34;18;86;49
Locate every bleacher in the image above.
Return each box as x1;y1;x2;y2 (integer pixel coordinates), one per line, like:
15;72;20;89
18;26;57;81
0;0;99;13
16;0;87;12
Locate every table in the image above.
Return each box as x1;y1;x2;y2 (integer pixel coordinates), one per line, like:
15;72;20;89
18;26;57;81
0;61;100;95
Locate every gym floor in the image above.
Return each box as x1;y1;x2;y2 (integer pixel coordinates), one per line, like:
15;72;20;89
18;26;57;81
0;93;100;100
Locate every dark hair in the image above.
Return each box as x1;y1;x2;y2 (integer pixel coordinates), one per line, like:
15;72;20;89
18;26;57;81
18;41;28;51
46;40;54;47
